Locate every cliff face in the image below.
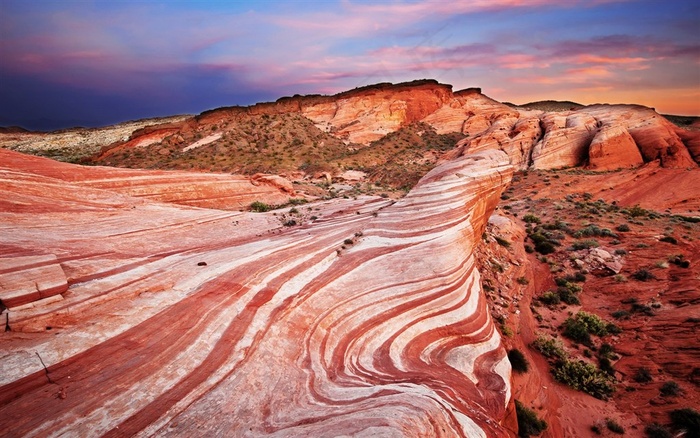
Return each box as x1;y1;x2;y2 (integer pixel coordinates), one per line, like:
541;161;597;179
0;147;514;437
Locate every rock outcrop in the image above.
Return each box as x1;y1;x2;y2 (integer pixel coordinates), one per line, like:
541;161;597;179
0;149;294;211
587;125;644;170
0;148;514;437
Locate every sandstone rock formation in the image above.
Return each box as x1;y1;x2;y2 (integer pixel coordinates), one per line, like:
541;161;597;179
79;80;699;175
587;125;644;171
0;148;514;437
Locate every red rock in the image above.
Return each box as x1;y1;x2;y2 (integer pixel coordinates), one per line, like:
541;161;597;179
0;148;514;437
0;255;68;308
531;112;597;169
587;125;644;170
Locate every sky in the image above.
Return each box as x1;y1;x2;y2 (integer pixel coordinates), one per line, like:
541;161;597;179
1;0;698;131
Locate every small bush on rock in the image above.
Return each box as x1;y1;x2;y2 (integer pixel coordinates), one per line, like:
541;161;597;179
508;348;530;374
515;400;547;437
552;360;615;399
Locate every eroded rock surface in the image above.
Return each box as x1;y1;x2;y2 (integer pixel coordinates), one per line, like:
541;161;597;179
0;149;514;437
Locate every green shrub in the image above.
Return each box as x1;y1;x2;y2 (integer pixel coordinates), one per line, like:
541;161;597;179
574;311;611;336
572;239;600;250
508;348;530;374
539;291;561;306
515;400;547;437
517;276;529;285
616;224;631;232
523;214;541;224
574;224;618;238
532;336;567;360
495;236;511;248
250;201;272;212
535;241;556;254
606;418;625;434
625;205;649;218
562;318;592;344
669;408;700;438
552;360;615;399
557;287;581;305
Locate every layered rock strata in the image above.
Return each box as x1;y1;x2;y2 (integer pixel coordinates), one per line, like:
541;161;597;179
0;149;514;437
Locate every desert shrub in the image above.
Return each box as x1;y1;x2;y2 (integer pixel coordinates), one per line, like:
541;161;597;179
524;244;534;253
517;276;529;285
644;423;672;438
660;381;681;397
614;248;628;255
599;357;615;376
614;274;628;283
632;269;655;281
591;423;602;434
630;302;655;316
528;231;559;255
616;223;631;232
287;198;308;205
606;322;622;334
633;367;653;383
508;348;530;374
542;220;571;232
523;214;541;224
612;310;631;320
560;281;582;293
515;400;547;437
250;201;272;212
572;239;600;250
598;343;616;358
669;408;700;438
532;336;567;360
535;240;556;255
606;418;625;434
562;318;592;344
495;236;511;248
574;311;611;336
552;360;615;399
567;272;587;283
659;236;678;244
574;224;618;238
539;291;561;305
625;205;649;218
557;288;581;305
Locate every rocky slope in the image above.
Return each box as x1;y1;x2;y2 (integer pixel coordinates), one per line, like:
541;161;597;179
1;80;699;437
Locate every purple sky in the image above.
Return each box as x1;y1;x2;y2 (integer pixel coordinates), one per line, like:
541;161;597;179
1;0;698;131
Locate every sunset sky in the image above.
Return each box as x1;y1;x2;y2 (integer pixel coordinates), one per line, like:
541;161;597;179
1;0;698;130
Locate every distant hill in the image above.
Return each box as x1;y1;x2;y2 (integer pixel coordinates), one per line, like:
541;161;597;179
504;100;585;112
